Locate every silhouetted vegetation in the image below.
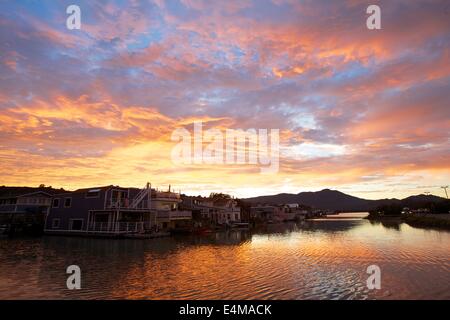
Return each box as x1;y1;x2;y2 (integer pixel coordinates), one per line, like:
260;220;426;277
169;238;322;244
368;199;450;219
368;204;403;218
209;192;232;200
404;215;450;230
429;200;450;213
367;199;450;230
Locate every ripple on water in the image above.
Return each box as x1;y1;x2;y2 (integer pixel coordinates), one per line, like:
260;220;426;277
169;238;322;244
0;217;449;299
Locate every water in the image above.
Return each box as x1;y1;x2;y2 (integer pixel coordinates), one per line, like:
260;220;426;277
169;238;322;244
0;213;449;299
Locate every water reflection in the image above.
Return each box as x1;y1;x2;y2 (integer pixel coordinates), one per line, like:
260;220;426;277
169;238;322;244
0;213;449;300
368;219;403;231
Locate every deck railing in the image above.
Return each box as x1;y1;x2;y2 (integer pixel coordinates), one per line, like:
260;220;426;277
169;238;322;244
108;199;151;209
157;210;192;220
87;222;148;234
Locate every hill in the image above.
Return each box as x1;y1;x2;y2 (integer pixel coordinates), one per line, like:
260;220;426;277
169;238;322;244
243;189;447;211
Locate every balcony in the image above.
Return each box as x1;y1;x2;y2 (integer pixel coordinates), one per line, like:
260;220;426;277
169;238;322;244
108;199;152;210
87;221;151;234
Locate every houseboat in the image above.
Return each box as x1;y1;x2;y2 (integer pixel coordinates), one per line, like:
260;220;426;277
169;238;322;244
0;186;57;236
181;196;242;228
250;203;308;223
44;183;192;237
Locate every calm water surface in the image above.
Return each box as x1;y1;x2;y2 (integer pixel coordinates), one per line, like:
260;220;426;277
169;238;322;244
0;213;449;299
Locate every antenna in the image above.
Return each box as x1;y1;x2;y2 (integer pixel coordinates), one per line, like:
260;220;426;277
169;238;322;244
441;186;449;199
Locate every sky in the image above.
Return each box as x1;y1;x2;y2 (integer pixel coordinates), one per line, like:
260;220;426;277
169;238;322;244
0;0;449;199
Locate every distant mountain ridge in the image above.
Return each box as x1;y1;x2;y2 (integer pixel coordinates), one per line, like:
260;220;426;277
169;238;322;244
243;189;447;211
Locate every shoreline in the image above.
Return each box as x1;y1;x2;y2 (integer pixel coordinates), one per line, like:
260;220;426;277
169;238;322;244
366;214;450;231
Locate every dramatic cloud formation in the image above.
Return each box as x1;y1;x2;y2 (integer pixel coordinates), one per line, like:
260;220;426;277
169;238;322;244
0;0;449;199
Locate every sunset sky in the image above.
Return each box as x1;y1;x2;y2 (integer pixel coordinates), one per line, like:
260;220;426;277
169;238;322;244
0;0;449;199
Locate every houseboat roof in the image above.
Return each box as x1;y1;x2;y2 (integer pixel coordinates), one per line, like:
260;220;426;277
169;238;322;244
50;185;166;196
74;185;118;192
49;185;115;196
17;191;53;198
0;186;64;199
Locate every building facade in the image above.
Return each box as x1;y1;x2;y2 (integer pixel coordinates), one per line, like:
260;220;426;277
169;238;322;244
45;184;192;236
0;187;55;228
181;196;241;225
250;204;307;222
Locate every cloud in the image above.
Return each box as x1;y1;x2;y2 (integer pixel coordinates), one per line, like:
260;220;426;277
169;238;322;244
0;0;449;199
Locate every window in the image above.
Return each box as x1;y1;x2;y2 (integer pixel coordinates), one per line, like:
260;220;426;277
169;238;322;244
64;197;72;208
94;213;109;223
235;213;239;220
70;219;83;231
86;189;100;198
52;198;60;208
52;219;60;228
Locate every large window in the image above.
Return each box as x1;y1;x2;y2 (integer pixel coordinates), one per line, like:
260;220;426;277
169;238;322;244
52;219;60;228
94;214;109;223
64;197;72;208
52;198;60;208
86;189;100;198
70;219;83;231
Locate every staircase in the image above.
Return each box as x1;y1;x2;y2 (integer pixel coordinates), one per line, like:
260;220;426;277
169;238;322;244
131;182;151;209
